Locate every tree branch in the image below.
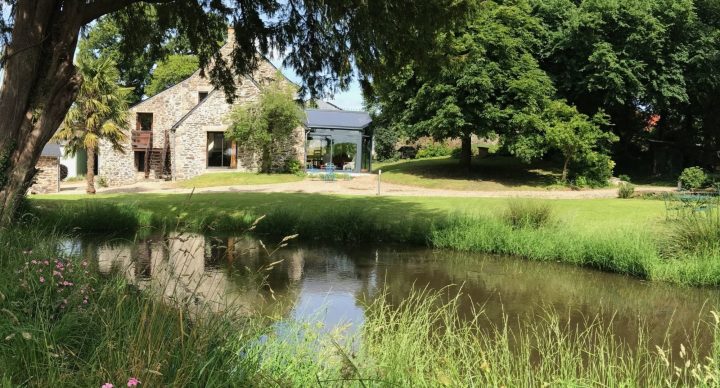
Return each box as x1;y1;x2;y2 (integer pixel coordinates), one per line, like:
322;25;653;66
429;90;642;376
81;0;177;25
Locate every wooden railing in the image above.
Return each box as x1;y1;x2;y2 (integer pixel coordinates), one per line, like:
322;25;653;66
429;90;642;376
131;131;152;150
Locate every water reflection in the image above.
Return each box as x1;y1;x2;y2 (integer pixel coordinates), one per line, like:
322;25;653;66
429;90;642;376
79;234;720;351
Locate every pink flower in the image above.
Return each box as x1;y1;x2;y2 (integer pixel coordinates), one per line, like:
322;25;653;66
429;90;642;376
127;377;140;387
82;261;89;267
31;260;37;265
101;383;114;388
39;276;45;283
43;260;49;266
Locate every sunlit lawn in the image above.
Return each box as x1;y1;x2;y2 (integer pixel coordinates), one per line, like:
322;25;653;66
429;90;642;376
176;172;305;188
33;192;667;234
373;155;565;191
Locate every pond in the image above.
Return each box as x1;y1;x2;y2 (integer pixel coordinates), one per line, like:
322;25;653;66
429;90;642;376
66;232;720;353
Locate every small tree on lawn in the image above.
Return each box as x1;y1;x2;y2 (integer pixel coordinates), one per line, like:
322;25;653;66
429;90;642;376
54;55;130;194
227;79;305;173
543;101;616;183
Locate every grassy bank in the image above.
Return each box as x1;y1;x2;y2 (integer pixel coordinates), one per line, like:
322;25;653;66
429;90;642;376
1;225;718;386
373;155;564;190
28;192;720;286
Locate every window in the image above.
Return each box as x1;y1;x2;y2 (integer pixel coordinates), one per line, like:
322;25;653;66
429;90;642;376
136;113;153;131
207;132;232;167
198;92;209;103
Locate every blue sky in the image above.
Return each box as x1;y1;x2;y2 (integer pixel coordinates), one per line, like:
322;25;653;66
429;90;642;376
267;56;365;111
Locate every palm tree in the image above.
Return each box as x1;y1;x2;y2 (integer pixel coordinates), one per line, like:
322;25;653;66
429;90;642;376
55;55;130;194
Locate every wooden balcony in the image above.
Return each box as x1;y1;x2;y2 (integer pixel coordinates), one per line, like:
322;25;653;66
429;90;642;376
132;130;152;150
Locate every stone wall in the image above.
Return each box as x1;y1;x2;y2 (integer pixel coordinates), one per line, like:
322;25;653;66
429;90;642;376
99;32;304;185
29;156;59;194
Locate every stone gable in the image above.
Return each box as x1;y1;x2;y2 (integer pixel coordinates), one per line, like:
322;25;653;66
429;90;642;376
99;34;304;186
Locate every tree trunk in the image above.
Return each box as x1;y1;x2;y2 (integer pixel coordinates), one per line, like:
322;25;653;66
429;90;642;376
562;157;570;182
86;147;96;194
261;145;271;173
0;0;85;227
0;0;151;228
459;133;472;171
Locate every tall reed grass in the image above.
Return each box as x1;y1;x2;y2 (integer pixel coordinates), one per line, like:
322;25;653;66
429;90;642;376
236;288;720;387
2;226;719;386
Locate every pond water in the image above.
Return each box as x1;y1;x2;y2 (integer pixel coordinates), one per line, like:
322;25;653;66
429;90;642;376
66;233;720;352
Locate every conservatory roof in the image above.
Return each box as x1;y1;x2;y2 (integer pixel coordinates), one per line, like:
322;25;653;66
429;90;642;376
304;109;372;130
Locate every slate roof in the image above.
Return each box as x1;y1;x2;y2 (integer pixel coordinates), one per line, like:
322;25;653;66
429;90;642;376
41;142;62;158
304;109;372;130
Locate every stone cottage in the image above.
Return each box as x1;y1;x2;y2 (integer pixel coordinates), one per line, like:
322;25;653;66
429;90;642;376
98;29;305;186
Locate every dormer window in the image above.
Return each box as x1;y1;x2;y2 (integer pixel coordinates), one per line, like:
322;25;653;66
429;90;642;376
198;92;209;103
136;113;153;131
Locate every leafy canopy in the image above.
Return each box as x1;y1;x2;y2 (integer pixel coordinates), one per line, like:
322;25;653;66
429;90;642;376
146;55;200;97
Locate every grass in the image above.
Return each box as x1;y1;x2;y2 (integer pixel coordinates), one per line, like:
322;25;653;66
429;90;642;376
373;155;566;191
0;228;267;386
176;171;304;188
2;224;718;386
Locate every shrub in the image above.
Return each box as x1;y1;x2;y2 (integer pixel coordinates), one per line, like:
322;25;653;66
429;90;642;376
283;158;303;175
618;174;631;183
416;143;452;159
59;164;69;181
664;208;720;257
679;167;707;190
450;147;463;159
569;153;615;187
617;182;635;199
502;200;554;229
97;176;108;188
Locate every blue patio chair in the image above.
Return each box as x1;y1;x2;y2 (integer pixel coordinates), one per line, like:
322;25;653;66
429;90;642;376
322;163;336;182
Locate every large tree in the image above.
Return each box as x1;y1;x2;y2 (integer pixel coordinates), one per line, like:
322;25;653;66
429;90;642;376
54;55;130;194
531;0;695;172
369;1;557;168
0;0;468;227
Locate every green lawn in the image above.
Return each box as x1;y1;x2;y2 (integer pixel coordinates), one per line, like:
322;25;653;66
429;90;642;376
176;172;305;188
373;155;566;191
34;192;665;233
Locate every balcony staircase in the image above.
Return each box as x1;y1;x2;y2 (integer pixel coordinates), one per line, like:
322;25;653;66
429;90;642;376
132;130;171;180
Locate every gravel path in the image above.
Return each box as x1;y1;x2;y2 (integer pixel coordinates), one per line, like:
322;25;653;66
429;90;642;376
55;175;675;199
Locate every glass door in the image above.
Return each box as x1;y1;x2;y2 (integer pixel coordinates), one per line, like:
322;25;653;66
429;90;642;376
207;132;232;168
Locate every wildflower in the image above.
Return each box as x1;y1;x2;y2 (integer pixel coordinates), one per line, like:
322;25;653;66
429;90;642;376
101;383;114;388
39;276;45;283
43;260;49;266
31;260;37;265
82;261;88;267
127;377;140;387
